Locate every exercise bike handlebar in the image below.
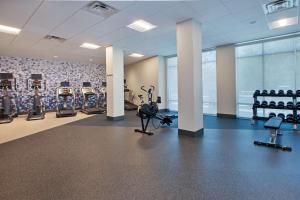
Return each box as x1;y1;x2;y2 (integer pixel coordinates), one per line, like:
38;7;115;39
141;85;155;92
141;86;147;93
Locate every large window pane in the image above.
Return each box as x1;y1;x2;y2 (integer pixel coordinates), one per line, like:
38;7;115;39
202;51;217;115
167;50;217;114
236;43;263;117
167;57;178;111
236;37;299;118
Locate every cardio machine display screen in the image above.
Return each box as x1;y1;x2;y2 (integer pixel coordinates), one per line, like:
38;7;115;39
60;82;70;87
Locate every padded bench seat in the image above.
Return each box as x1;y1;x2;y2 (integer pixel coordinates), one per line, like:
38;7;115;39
264;117;282;129
254;117;292;152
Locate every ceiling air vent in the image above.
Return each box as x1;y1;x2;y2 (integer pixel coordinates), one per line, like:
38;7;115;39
85;1;118;18
263;0;298;15
44;35;66;43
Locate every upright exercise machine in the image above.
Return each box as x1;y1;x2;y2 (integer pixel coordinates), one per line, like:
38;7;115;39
56;81;77;118
124;79;138;111
0;73;18;124
26;74;46;121
135;85;176;135
80;82;105;114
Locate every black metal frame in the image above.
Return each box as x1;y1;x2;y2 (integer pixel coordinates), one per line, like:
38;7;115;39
134;117;153;136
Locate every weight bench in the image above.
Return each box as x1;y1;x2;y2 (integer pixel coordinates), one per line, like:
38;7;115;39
254;117;292;151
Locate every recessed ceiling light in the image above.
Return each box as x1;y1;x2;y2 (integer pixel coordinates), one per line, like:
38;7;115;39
129;53;144;58
53;56;58;58
0;24;21;35
127;20;156;32
269;17;298;29
80;43;101;50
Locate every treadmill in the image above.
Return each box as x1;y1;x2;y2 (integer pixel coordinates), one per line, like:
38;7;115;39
26;74;46;121
0;73;18;124
56;81;77;118
124;88;138;111
80;82;105;115
124;80;138;111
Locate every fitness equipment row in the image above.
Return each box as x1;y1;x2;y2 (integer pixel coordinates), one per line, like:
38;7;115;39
0;72;107;124
253;89;300;97
266;112;300;124
252;89;300;129
253;100;300;109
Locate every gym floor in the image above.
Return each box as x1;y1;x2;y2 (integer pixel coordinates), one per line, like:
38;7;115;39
0;111;300;200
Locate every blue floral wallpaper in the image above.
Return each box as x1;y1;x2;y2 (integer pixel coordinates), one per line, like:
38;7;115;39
0;56;105;113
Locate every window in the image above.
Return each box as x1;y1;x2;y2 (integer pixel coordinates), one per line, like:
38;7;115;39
202;51;217;114
166;50;217;115
167;57;178;111
236;36;299;118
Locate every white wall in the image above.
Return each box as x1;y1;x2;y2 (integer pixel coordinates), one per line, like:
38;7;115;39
216;45;236;116
124;56;167;109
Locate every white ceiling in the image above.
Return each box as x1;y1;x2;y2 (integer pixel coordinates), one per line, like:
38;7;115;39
0;0;299;65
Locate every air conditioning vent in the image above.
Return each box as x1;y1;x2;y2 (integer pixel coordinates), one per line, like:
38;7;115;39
85;1;118;18
44;35;66;43
263;0;298;15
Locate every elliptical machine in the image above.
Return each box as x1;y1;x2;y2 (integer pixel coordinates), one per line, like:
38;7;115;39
135;85;176;135
26;74;46;121
0;73;18;124
80;82;105;114
56;81;77;118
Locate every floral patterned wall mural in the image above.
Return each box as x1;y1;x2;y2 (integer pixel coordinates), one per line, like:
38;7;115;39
0;56;105;113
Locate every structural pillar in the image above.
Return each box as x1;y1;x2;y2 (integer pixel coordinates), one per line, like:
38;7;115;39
216;45;236;118
106;46;124;121
176;19;203;137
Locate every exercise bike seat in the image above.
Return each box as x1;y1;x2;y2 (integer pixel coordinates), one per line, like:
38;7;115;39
264;117;282;129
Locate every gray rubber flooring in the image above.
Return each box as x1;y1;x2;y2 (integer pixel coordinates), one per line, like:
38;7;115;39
1;111;300;200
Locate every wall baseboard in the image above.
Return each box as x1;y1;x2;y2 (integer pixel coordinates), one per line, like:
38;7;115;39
107;115;125;121
178;128;204;137
217;113;236;118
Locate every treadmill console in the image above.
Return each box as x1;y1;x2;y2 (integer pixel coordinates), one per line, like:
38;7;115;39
0;80;12;90
58;88;73;96
32;80;42;89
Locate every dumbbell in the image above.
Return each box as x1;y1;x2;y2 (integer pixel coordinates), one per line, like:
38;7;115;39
286;101;294;109
269;90;276;96
278;90;284;96
296;90;300;97
261;100;268;108
277;101;285;109
277;113;285;120
269;101;276;108
253;90;260;97
269;112;276;119
287;90;294;96
261;90;268;95
286;114;294;123
253;100;260;108
296;114;300;123
296;102;300;110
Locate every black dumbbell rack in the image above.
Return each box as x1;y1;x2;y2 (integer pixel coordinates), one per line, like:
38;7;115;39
252;91;300;130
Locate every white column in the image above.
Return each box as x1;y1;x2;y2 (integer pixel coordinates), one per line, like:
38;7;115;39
106;46;124;120
176;19;203;137
216;45;236;117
